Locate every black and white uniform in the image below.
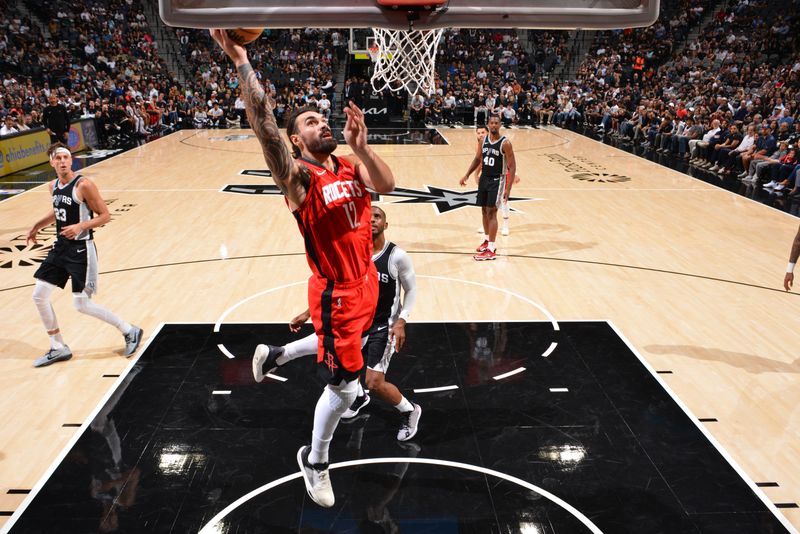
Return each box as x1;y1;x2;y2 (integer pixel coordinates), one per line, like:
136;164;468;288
477;134;507;207
34;174;99;295
363;241;416;374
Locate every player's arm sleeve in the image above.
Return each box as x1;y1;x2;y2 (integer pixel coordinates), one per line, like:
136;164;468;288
395;248;417;322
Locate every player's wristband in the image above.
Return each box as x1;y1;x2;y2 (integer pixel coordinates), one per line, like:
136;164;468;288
788;262;796;274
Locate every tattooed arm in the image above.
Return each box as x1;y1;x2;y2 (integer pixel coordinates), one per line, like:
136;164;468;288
784;224;800;291
210;30;309;208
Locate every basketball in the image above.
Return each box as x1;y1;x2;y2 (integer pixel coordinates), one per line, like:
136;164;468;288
226;28;263;46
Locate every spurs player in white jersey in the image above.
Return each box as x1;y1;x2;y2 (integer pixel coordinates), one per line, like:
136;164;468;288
253;206;421;441
26;144;142;368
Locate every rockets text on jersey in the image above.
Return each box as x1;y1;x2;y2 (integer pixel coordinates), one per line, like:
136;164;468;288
293;155;373;283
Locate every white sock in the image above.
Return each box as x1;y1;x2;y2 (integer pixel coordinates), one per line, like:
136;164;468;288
309;379;358;465
488;242;496;252
49;334;65;350
279;333;318;365
72;293;131;333
394;396;414;413
357;381;365;398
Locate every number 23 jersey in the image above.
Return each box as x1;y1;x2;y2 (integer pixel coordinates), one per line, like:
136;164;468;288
292;155;373;283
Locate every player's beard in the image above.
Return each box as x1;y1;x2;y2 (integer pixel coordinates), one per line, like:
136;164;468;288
307;135;337;155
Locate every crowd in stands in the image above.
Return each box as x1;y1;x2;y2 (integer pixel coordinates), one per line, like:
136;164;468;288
0;0;349;146
407;0;800;207
574;0;800;202
408;0;716;127
172;27;346;128
1;0;181;147
404;28;568;127
1;0;799;207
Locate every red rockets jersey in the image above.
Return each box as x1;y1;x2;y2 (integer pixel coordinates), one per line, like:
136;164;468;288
292;155;373;283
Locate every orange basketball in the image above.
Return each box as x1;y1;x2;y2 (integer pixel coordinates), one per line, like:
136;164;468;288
226;28;263;46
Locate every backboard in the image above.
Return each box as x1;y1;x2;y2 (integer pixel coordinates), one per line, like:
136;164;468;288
159;0;660;31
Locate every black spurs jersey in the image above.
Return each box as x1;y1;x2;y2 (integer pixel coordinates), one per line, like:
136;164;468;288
52;174;93;241
480;135;506;178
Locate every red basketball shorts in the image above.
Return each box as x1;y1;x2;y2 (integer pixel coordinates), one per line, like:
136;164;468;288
308;266;378;384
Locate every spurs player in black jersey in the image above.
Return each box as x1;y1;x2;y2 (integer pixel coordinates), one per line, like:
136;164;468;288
460;115;516;260
26;144;142;368
472;125;520;236
253;206;421;441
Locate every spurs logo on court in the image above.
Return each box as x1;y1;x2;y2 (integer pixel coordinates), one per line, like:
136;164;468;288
542;153;631;183
324;351;338;372
210;134;259;141
0;243;49;269
572;172;631;183
227;173;541;214
2;200;137;269
73;149;123;159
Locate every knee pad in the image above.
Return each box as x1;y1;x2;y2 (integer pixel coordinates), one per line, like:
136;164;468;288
326;379;359;414
32;280;54;304
72;293;90;313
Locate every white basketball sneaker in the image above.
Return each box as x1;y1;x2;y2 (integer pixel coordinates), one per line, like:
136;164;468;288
297;446;335;507
397;403;422;441
252;344;284;383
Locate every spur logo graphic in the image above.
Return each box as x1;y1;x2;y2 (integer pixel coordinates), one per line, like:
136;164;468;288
0;243;50;269
225;171;541;214
0;200;138;269
542;153;631;183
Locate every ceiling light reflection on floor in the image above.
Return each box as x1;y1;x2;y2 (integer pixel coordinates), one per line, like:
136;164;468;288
519;522;544;534
537;444;587;467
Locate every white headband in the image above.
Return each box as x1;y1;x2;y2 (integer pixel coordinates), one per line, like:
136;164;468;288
50;147;71;159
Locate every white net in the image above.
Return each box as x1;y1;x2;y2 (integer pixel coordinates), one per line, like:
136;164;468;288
369;27;444;97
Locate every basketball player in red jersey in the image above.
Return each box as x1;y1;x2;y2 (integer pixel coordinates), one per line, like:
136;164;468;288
211;30;395;508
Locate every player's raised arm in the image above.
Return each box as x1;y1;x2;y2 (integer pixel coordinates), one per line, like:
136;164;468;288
210;29;309;207
342;102;395;193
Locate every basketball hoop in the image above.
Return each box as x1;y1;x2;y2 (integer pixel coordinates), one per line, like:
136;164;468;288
369;27;443;96
365;0;447;96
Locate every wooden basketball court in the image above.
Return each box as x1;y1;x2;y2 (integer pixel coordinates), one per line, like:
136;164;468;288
1;126;799;530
